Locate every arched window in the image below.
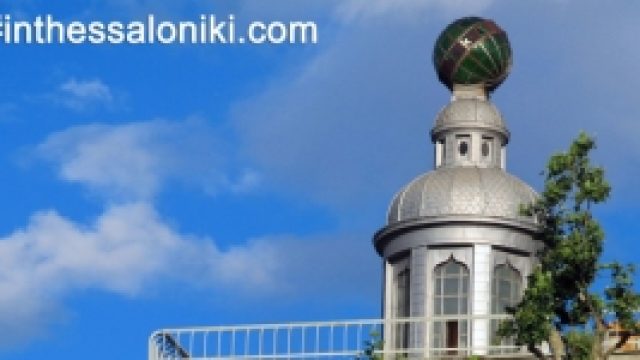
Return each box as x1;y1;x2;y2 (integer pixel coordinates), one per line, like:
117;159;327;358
481;136;493;163
455;135;471;162
491;264;522;354
433;259;469;355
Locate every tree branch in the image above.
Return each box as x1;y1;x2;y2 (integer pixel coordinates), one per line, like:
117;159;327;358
580;289;606;331
580;289;610;359
527;343;546;360
549;327;564;360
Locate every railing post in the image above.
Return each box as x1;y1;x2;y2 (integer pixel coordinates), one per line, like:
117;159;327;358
148;333;158;360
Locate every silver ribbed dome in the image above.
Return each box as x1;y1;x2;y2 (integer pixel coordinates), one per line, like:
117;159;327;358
431;97;509;140
387;167;537;225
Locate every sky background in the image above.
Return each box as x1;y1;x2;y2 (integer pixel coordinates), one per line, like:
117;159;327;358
1;0;639;358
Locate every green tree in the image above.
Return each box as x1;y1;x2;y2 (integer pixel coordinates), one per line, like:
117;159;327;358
359;331;383;360
497;132;640;360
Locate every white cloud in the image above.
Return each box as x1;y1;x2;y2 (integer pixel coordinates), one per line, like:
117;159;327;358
60;79;112;102
0;202;377;346
9;116;376;345
229;169;262;194
0;203;182;345
37;119;259;200
56;78;115;112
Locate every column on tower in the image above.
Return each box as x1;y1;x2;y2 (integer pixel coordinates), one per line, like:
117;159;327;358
472;244;492;355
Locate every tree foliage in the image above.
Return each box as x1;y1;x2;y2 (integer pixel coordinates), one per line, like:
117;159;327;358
498;132;640;359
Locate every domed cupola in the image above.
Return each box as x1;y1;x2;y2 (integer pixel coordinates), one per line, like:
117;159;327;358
386;167;538;226
374;17;543;357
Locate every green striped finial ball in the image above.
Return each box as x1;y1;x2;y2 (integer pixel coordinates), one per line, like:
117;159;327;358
433;17;512;92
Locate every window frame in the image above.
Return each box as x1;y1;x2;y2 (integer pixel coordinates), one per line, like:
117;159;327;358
432;258;470;355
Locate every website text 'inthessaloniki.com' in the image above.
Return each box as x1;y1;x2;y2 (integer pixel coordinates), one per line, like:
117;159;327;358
0;14;318;45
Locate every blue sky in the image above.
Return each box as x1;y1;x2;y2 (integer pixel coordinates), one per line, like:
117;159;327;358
1;0;639;358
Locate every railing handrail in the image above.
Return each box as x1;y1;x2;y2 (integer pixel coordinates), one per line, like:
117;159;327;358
149;314;525;360
150;314;513;335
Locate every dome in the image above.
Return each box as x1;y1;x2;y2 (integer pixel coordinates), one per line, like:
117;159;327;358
433;17;512;92
387;167;537;225
432;97;508;139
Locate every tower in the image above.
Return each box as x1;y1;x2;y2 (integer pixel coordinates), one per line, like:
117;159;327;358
373;17;543;356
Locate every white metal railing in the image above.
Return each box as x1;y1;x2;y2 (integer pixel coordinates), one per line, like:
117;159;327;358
148;315;532;359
